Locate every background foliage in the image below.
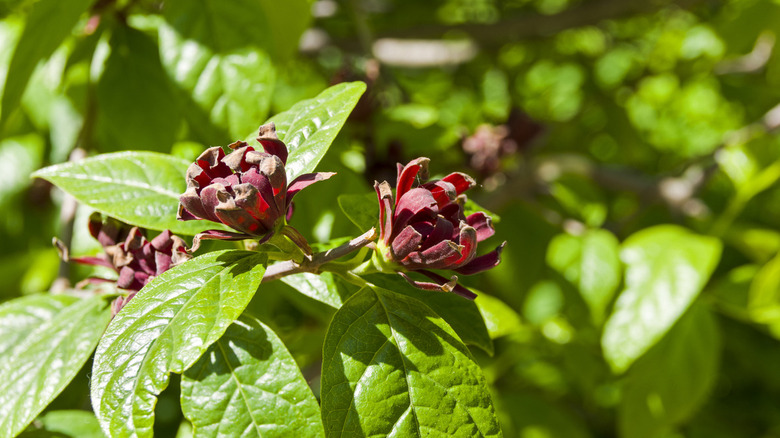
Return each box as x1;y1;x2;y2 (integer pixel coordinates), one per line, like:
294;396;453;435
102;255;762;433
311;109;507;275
2;0;780;436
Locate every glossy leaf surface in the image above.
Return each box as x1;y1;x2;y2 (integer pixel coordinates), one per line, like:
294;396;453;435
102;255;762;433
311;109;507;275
247;82;367;181
181;315;325;438
547;229;621;324
32;151;229;235
91;250;266;438
0;294;110;438
321;286;502;437
602;225;721;373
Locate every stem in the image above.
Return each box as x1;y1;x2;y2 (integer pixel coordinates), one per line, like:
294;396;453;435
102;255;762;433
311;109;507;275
261;228;377;283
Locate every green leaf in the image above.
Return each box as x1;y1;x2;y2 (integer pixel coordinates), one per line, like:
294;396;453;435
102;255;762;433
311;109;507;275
247;82;367;182
321;287;502;437
619;305;720;438
91;250;265;438
361;273;493;355
159;22;275;141
475;292;523;339
0;294;110;438
547;229;621;324
338;193;377;231
96;25;180;152
748;252;780;323
601;225;721;373
181;314;325;438
162;0;310;60
281;271;349;309
19;410;104;438
0;0;94;124
32;151;230;235
0;134;44;207
499;393;592;438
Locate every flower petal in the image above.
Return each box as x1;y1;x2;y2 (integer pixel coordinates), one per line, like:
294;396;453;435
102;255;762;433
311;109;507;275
466;212;494;242
451;222;478;267
215;197;265;235
442;172;476;195
394;187;438;234
391;225;423;260
419;215;455;251
287;172;337;207
455;241;506;275
395;157;430;206
257;122;288;164
190;229;253;252
417;270;477;300
374;181;394;244
422;180;457;208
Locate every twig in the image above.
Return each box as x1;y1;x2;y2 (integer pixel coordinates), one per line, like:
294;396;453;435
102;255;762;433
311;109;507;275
262;228;377;282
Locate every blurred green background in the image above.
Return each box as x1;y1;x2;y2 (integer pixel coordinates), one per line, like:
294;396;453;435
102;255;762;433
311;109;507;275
3;0;780;437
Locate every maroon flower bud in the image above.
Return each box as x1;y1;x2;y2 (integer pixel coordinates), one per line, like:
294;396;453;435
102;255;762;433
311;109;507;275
58;214;191;315
178;122;335;250
374;158;505;299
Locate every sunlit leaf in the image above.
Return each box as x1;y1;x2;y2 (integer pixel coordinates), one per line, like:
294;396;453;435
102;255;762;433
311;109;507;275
475;292;523;339
321;286;502;437
547;229;621;324
619;305;720;438
181;315;325;437
602;225;721;373
0;294;110;438
281;271;349;310
91;250;265;438
32;151;230;236
361;273;493;355
247;82;367;181
0;0;93;124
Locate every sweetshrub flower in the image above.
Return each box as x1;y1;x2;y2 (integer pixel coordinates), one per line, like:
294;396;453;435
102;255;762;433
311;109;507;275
374;157;505;299
178;123;334;250
58;214;191;315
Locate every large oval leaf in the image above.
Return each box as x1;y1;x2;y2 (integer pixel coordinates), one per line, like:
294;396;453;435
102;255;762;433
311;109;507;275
0;294;111;438
246;82;367;182
601;225;721;373
181;314;325;438
618;305;720;438
91;250;266;438
321;286;502;437
32;151;229;235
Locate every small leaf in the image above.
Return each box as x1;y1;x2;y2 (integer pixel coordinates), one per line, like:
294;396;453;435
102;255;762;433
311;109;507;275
181;314;325;438
618;305;720;438
321;287;502;437
475;292;523;339
247;82;367;182
281;271;349;309
338;193;377;231
361;273;493;355
91;250;266;438
32;151;229;235
0;294;110;438
159;23;275;141
96;25;180;152
1;0;94;124
547;229;621;324
19;410;104;438
601;225;721;373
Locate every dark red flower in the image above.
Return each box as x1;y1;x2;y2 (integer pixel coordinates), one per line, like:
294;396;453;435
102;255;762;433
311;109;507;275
374;157;505;299
178;123;334;250
59;214;191;315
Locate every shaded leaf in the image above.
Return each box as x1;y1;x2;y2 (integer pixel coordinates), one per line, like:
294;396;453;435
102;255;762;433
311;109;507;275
247;82;367;181
91;250;266;438
32;151;230;235
321;286;501;437
619;305;720;438
19;410;104;438
361;273;493;355
602;225;721;373
181;315;325;438
547;229;621;324
475;292;523;339
337;193;377;232
0;294;110;438
96;25;180;152
1;0;93;124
